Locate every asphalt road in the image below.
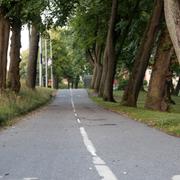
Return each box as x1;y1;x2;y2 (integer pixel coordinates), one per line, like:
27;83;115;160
0;89;180;180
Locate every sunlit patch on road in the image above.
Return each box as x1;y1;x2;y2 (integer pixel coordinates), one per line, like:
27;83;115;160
172;175;180;180
24;178;39;180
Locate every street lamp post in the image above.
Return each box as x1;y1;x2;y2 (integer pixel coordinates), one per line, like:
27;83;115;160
45;39;48;88
39;34;43;87
50;39;54;89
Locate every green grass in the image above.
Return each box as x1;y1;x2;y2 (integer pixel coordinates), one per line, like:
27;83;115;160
0;87;54;127
89;90;180;137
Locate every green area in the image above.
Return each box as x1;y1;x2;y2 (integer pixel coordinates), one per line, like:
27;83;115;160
89;90;180;137
0;87;53;127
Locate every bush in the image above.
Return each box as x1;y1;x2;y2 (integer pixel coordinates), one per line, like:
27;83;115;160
0;87;53;126
59;83;68;89
117;79;129;90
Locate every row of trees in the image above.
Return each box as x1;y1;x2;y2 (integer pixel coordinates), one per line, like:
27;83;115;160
0;0;179;113
71;0;180;112
51;28;91;89
0;0;76;93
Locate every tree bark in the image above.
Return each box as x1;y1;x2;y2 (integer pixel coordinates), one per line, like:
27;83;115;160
86;49;94;67
145;27;173;111
98;47;108;97
89;44;103;91
94;45;103;92
94;63;102;92
8;19;21;93
88;49;97;89
91;63;97;89
75;75;79;89
53;75;59;89
102;0;118;102
26;24;40;89
68;79;70;89
0;8;10;91
164;0;180;64
122;0;163;107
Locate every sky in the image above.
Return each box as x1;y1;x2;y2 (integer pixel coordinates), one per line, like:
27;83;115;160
21;26;29;51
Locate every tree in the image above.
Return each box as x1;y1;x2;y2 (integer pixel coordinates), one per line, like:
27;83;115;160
0;6;10;91
50;28;90;89
102;0;118;101
145;27;173;111
164;0;180;65
8;2;22;93
25;0;49;89
121;0;163;107
26;23;40;89
26;0;77;89
8;21;21;93
70;0;110;91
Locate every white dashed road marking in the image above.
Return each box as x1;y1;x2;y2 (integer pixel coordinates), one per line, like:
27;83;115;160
172;175;180;180
77;118;81;124
70;89;118;180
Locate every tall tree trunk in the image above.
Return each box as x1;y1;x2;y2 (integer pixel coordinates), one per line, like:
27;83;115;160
145;27;173;111
86;49;94;67
2;17;10;89
8;19;21;93
53;75;59;89
94;45;103;92
88;49;97;89
173;76;180;96
26;24;40;89
98;47;108;97
122;0;163;107
91;63;97;89
102;0;118;102
75;75;79;89
94;63;102;92
68;79;70;89
0;8;10;91
164;0;180;64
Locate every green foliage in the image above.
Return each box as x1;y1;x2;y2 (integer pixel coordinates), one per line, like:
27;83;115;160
1;0;76;31
116;0;154;71
117;79;128;90
70;0;110;51
20;50;29;79
48;0;77;27
50;28;91;84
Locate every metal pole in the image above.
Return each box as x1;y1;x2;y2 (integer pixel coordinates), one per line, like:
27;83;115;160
45;39;48;88
50;39;54;89
39;35;42;87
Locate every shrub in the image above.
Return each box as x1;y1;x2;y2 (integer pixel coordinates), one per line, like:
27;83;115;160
117;79;129;90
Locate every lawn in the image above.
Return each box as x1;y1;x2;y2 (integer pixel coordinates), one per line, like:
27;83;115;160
89;90;180;137
0;87;54;127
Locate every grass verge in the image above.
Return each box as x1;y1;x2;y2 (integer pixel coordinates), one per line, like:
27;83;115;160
0;87;54;127
89;90;180;137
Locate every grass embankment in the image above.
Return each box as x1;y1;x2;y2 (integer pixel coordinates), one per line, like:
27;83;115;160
89;90;180;137
0;87;54;127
